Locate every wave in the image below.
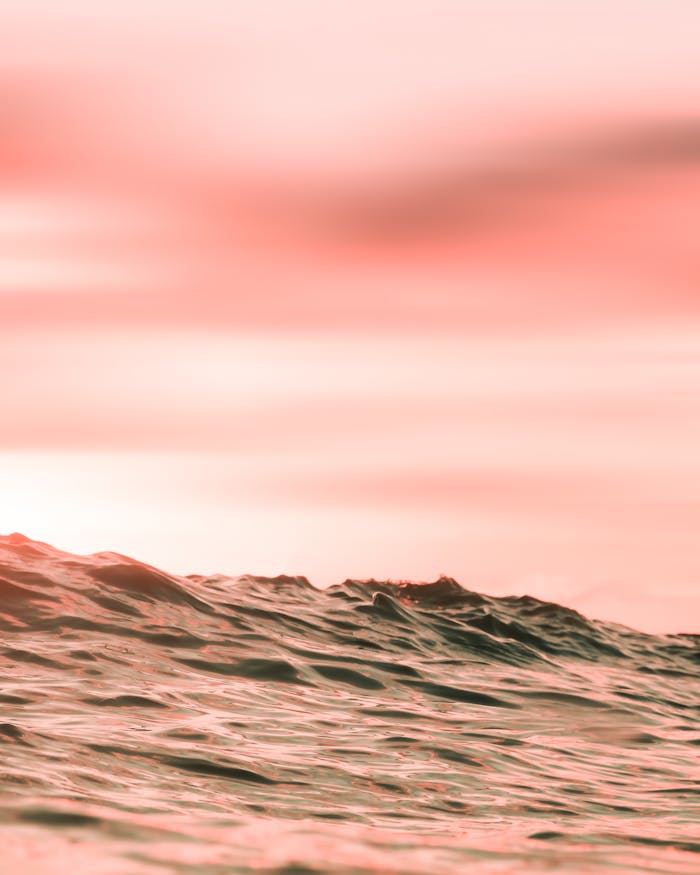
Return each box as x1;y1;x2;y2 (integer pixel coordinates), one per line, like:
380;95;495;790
0;532;699;874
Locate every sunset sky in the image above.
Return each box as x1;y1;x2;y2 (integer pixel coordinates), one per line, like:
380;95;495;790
1;1;699;633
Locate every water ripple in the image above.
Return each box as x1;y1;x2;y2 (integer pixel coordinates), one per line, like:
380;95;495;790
0;532;698;874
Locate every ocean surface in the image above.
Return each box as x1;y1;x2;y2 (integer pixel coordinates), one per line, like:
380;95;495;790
0;533;698;875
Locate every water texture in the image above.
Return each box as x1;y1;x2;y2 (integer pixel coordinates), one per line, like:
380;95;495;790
0;533;698;874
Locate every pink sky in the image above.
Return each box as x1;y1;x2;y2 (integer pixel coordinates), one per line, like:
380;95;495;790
1;2;699;632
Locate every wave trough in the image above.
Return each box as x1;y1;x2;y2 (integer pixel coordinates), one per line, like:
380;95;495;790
0;532;698;874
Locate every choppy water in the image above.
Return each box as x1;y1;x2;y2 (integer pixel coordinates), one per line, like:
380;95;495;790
0;533;698;874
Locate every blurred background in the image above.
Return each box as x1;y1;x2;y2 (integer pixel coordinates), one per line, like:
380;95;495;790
1;1;699;632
